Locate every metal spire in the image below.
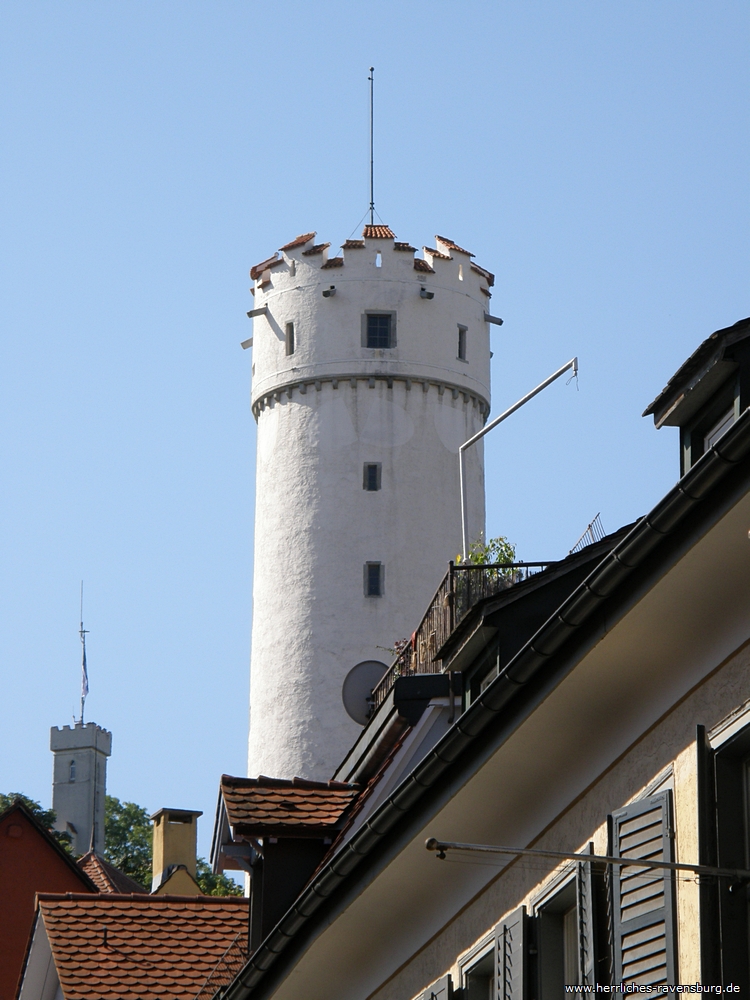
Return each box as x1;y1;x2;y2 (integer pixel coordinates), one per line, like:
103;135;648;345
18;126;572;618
79;581;89;724
368;67;375;226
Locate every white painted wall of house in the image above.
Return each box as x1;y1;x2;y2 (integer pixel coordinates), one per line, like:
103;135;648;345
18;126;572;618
246;232;494;781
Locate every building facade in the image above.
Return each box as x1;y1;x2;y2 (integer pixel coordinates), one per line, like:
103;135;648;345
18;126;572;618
50;721;111;856
246;227;497;782
214;318;750;999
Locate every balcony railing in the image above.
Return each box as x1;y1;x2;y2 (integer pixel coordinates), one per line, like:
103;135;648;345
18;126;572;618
369;561;553;715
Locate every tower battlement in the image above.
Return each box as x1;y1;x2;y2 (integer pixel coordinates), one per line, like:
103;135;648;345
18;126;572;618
50;721;111;855
250;226;495;299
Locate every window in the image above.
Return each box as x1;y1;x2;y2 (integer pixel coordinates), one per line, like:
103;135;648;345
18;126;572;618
464;949;493;999
704;407;734;450
365;562;383;597
363;463;381;491
285;322;295;356
69;759;76;782
458;325;467;361
363;312;395;349
536;878;579;996
375;252;382;268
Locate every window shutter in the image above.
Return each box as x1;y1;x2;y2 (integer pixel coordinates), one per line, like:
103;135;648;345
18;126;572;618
696;725;720;984
610;790;677;985
422;974;453;1000
496;905;526;1000
577;860;596;986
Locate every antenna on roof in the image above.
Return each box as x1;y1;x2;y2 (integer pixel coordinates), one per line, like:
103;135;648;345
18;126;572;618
79;581;89;724
368;66;375;226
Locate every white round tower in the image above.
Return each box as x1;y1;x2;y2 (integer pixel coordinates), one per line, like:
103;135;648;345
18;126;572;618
246;225;495;781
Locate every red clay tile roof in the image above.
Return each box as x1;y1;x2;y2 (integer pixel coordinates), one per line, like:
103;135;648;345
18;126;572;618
301;242;330;256
471;262;495;287
278;232;316;252
424;247;451;260
220;775;358;833
394;242;417;252
36;893;249;1000
413;258;435;273
321;257;344;269
77;853;147;895
362;225;396;239
436;236;475;257
249;255;285;281
341;239;365;249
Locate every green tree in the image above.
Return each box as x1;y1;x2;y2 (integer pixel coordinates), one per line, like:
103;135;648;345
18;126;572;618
458;535;516;569
196;858;243;897
104;795;152;889
0;792;73;854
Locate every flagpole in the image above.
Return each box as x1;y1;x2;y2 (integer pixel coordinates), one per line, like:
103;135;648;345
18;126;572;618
79;581;89;724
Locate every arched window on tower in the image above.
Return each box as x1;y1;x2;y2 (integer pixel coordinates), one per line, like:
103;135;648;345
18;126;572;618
69;759;76;782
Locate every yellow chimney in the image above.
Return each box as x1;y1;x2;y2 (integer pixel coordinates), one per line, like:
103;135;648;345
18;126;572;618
150;808;202;893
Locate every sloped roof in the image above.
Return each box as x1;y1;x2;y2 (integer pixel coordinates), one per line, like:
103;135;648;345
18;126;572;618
320;257;344;269
301;243;330;256
362;225;396;239
220;775;358;833
77;852;147;894
249;255;284;281
413;258;435;274
643;316;750;421
36;893;248;1000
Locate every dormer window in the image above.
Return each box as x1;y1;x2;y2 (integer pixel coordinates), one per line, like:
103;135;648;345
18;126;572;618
704;407;735;450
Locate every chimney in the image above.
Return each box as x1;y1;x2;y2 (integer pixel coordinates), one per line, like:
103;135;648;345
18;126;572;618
150;808;202;893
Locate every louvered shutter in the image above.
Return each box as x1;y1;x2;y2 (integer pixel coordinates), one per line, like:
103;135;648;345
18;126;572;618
577;860;596;985
611;790;677;986
496;905;526;1000
422;974;452;1000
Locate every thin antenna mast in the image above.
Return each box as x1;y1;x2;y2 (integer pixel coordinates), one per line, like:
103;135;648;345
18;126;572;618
368;67;375;225
79;581;89;724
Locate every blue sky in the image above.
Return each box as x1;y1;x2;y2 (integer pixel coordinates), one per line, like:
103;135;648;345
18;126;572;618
1;2;747;864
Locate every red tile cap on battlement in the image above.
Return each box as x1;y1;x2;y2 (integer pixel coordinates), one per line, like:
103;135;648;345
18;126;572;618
471;262;495;287
413;259;435;273
394;241;417;252
342;239;365;249
321;257;344;269
220;774;359;832
279;232;316;251
436;236;475;257
362;225;396;239
424;247;451;260
250;255;285;280
301;242;330;256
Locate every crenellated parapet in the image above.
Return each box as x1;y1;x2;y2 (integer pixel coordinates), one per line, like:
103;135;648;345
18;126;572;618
249;225;495;299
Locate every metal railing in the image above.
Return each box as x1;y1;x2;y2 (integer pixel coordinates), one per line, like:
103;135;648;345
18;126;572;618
369;562;553;714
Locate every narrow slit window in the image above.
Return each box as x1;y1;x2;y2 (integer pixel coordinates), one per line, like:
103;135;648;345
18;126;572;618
366;313;393;349
363;463;381;491
285;322;295;356
375;252;382;268
458;263;464;281
458;325;467;361
365;562;383;597
69;759;76;782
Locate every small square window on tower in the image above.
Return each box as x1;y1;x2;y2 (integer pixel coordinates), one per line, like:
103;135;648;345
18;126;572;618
364;562;383;597
363;312;395;349
363;463;381;491
285;322;295;356
457;325;467;361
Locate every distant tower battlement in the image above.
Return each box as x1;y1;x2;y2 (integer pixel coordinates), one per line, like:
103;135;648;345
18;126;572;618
50;721;111;856
246;224;496;782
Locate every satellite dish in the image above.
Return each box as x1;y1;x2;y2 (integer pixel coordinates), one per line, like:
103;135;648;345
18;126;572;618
342;660;388;726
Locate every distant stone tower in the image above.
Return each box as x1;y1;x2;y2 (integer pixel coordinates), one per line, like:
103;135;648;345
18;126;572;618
246;226;495;781
50;722;111;855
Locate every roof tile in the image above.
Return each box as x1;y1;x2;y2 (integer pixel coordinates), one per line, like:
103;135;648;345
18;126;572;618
321;257;344;269
278;232;316;251
413;259;435;273
362;224;396;239
77;852;148;894
220;774;358;833
436;236;475;257
36;894;249;1000
301;242;330;256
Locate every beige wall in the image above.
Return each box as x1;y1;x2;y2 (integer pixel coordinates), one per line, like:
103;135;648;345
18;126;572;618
370;638;750;1000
